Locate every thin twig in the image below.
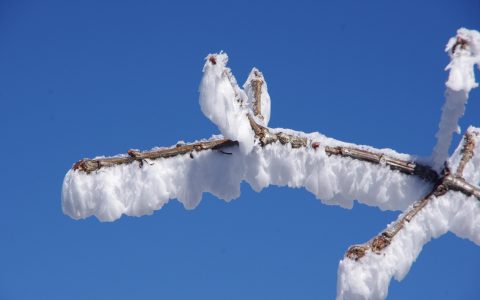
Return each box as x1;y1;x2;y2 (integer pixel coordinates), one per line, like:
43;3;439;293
455;131;477;177
322;145;438;182
345;130;480;261
250;68;264;120
72;139;238;173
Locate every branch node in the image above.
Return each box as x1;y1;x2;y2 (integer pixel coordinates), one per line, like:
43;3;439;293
128;149;141;158
346;245;369;261
371;234;391;253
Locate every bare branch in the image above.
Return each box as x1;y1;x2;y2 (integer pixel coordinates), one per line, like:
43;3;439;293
250;68;264;120
455;131;477;177
247;114;308;148
443;174;480;199
72;139;238;173
322;145;438;182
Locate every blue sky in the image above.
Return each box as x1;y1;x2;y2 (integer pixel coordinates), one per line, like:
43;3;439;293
1;1;480;299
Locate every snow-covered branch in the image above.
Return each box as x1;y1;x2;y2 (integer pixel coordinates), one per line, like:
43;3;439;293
63;125;436;221
338;128;480;300
432;28;480;171
244;67;271;126
62;28;480;300
337;190;480;300
72;139;238;173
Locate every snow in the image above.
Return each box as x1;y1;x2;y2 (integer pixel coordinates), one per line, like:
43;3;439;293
449;126;480;185
336;190;480;300
62;132;431;222
432;28;480;171
62;32;480;299
337;126;480;300
336;28;480;300
63;50;436;221
445;28;480;91
199;52;255;154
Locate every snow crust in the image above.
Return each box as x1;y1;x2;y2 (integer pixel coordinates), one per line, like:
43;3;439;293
199;53;255;154
62;132;431;222
432;28;480;171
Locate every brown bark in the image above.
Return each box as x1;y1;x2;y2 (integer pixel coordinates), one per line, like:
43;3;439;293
250;68;264;120
323;145;438;182
346;130;480;261
455;131;477;177
72;139;238;174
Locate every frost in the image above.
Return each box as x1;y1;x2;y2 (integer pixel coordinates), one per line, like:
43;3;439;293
199;53;255;154
62;29;480;299
336;189;480;300
336;28;480;300
62;133;431;222
337;128;480;300
432;28;480;171
445;28;480;91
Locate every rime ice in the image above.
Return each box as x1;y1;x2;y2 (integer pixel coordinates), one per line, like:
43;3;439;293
62;29;480;300
336;28;480;300
199;53;255;154
62;133;431;221
337;129;480;300
432;28;480;171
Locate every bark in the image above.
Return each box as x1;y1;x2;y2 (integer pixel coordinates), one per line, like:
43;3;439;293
323;145;438;182
72;139;238;174
346;130;480;261
71;116;440;186
455;131;477;177
69;64;440;184
250;69;264;120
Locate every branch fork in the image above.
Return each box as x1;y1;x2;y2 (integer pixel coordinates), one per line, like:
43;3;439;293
68;53;480;268
346;131;480;261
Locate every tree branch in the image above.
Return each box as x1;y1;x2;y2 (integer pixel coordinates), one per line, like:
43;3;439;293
72;139;238;174
345;130;480;261
455;131;477;177
322;145;438;182
250;68;264;120
71;117;439;191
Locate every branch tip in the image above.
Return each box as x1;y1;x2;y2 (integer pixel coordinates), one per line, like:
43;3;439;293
208;55;216;65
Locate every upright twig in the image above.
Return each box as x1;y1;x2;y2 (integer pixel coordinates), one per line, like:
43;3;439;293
250;68;264;120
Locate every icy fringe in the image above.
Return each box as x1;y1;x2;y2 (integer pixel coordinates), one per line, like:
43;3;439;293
337;128;480;300
62;132;431;221
199;53;272;154
432;28;480;171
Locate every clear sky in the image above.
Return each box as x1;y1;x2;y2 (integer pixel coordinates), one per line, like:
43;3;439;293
1;0;480;299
